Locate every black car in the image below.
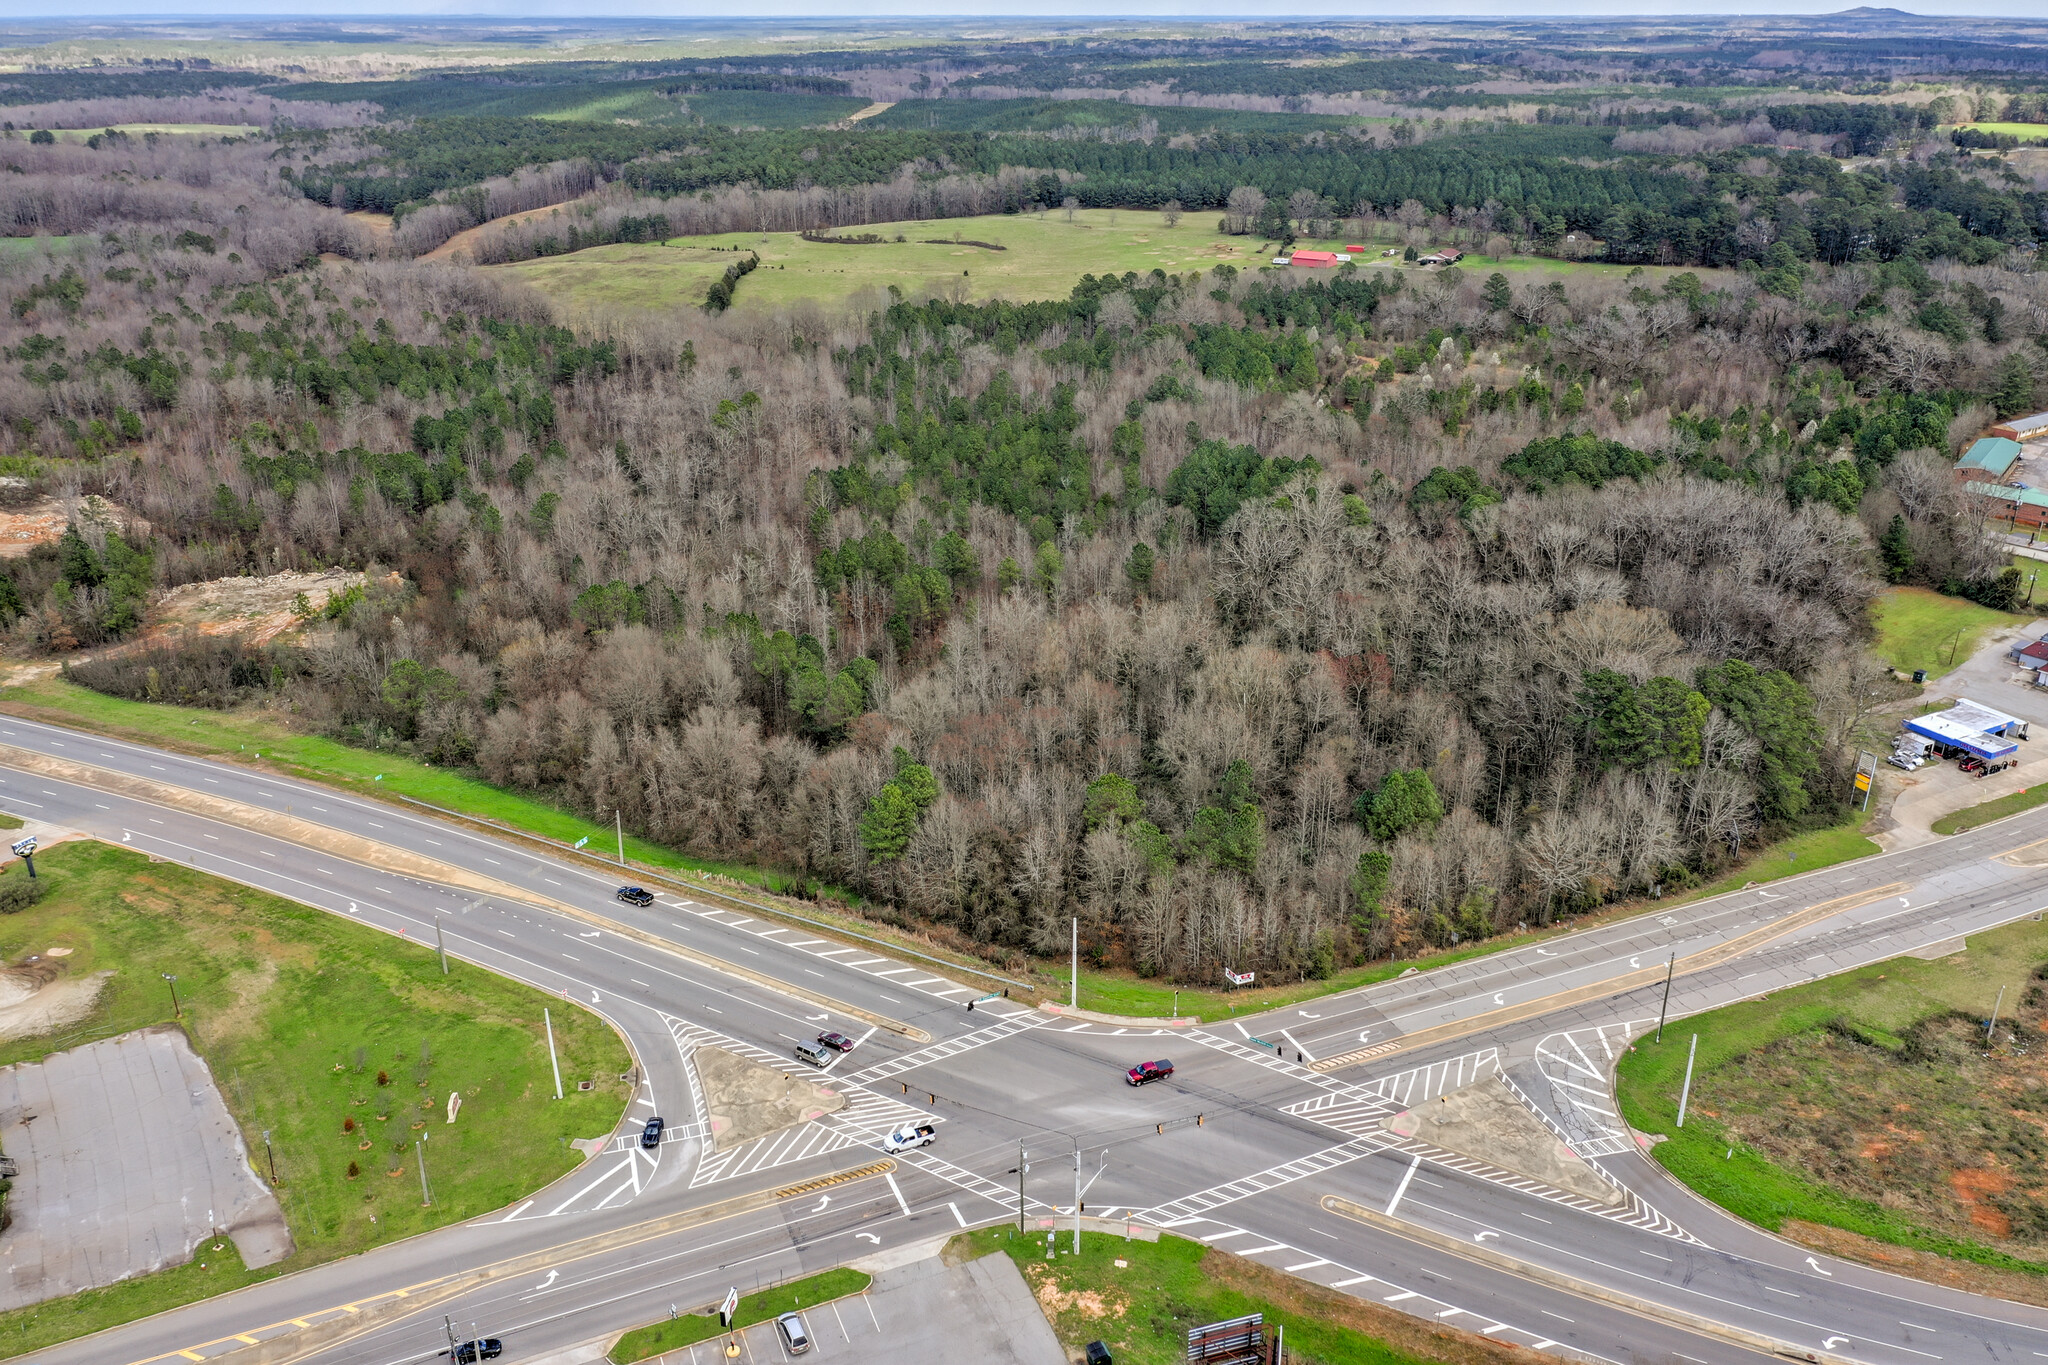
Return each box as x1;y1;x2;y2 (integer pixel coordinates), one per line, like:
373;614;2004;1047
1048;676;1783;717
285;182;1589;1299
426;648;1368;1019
1126;1059;1173;1086
640;1116;664;1149
446;1341;502;1364
615;886;655;907
817;1031;856;1052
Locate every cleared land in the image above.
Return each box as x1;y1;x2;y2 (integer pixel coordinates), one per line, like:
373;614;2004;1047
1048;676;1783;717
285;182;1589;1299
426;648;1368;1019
0;839;629;1356
1870;585;2030;677
45;123;258;140
493;208;1692;316
1951;122;2048;141
946;1227;1530;1365
1617;914;2048;1284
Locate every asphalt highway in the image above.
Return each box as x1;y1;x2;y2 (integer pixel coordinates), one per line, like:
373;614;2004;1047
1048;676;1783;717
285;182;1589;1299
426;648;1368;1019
7;711;2048;1365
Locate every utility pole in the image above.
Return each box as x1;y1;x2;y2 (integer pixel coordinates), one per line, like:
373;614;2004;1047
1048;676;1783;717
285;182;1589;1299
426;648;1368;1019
415;1138;432;1205
1072;1138;1081;1255
162;972;180;1019
1676;1033;1698;1128
1655;953;1675;1042
1989;984;2008;1044
1017;1142;1027;1232
1070;917;1079;1012
444;1317;460;1360
544;1007;564;1100
262;1128;278;1186
435;918;448;975
616;809;625;866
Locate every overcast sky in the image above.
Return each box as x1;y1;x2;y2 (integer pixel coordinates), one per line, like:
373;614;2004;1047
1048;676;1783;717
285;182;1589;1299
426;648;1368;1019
4;3;2046;21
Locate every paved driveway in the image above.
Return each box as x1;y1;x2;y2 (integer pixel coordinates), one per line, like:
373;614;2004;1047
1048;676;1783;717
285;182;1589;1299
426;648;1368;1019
0;1025;290;1309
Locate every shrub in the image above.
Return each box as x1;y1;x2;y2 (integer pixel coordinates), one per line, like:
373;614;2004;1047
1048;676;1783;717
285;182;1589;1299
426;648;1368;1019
0;877;45;914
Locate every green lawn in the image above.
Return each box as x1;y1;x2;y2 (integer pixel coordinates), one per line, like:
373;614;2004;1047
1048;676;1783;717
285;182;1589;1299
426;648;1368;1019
609;1268;870;1361
1616;913;2048;1276
1950;122;2048;142
496;205;1727;318
1871;586;2033;677
950;1228;1480;1365
1685;820;1883;901
43;123;259;140
0;840;629;1356
1933;786;2048;835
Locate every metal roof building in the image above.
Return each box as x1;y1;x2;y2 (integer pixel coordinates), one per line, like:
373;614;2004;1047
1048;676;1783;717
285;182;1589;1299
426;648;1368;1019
1959;437;2025;478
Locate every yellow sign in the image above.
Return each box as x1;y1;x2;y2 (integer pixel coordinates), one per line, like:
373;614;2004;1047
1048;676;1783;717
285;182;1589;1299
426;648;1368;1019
1854;771;1872;791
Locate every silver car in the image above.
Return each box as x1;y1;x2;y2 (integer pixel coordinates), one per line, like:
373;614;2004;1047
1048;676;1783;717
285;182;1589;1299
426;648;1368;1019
776;1311;811;1355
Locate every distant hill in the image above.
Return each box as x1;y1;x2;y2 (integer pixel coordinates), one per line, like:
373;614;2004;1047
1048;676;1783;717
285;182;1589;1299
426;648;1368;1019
1831;6;1918;15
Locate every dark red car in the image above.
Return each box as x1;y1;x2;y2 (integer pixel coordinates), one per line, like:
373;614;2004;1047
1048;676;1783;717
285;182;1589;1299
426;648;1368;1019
1126;1059;1173;1086
817;1031;857;1053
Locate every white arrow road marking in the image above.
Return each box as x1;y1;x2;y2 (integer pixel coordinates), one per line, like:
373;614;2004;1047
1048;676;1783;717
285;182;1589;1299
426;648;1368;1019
1823;1337;1849;1349
1537;949;1556;957
1806;1257;1833;1276
348;902;358;914
808;1013;829;1023
1900;898;1909;907
1358;1030;1372;1043
856;1233;881;1244
1757;889;1782;899
1630;957;1640;969
1493;993;1504;1005
591;991;601;1003
579;930;599;938
121;831;131;842
1473;1230;1500;1243
1297;1010;1322;1019
536;1270;558;1290
810;1194;832;1213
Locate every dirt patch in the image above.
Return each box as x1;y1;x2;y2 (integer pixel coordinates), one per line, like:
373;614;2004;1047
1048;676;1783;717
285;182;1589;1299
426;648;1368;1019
423;199;586;263
147;568;362;645
0;493;137;559
0;952;112;1041
347;210;392;244
690;1045;846;1150
1385;1074;1621;1204
1028;1272;1123;1318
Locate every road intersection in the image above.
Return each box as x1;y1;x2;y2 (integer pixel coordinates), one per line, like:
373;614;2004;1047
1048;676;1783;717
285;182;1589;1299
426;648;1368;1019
4;712;2048;1365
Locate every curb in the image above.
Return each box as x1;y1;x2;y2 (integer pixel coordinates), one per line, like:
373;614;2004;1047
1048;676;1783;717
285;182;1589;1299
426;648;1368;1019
1038;1003;1199;1028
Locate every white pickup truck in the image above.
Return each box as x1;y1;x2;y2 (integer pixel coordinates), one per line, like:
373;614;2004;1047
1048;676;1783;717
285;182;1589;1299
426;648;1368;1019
882;1122;936;1153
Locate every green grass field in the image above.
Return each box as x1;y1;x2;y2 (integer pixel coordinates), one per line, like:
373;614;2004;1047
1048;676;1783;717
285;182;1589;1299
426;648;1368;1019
864;97;1383;135
1932;786;2048;836
950;1228;1465;1365
0;840;628;1356
1617;913;2048;1276
1950;122;2048;142
495;207;1700;317
42;123;259;140
1871;586;2033;677
609;1269;870;1361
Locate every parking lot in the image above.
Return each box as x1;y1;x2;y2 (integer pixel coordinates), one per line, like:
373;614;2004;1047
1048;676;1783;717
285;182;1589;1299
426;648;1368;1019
638;1243;1062;1364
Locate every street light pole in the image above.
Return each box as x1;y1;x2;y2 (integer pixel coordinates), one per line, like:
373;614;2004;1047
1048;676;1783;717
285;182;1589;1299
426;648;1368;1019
544;1008;564;1100
1072;1137;1081;1255
263;1128;278;1186
162;972;180;1019
1070;918;1078;1012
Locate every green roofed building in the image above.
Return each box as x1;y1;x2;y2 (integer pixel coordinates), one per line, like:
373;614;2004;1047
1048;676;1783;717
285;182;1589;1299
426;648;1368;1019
1959;436;2024;478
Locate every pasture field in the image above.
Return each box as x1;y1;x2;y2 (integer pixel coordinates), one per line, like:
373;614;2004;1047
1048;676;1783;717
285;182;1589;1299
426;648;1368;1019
43;123;259;140
1950;122;2048;141
493;207;1696;315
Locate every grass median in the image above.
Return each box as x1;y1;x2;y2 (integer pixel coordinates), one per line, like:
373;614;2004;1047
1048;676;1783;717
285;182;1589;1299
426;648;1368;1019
609;1268;870;1362
948;1227;1532;1365
1932;784;2048;835
0;840;630;1357
1616;913;2048;1283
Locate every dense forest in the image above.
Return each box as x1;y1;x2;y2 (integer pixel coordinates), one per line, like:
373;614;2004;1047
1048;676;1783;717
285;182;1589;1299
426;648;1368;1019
4;19;2048;981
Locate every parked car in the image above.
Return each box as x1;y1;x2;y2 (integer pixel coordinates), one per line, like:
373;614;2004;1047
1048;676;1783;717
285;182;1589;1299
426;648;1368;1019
793;1041;832;1068
444;1340;503;1364
639;1116;664;1149
1887;753;1922;771
1126;1059;1174;1086
1961;756;1985;773
882;1122;936;1153
615;886;655;907
817;1031;857;1052
1086;1343;1114;1365
776;1312;813;1355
